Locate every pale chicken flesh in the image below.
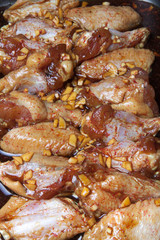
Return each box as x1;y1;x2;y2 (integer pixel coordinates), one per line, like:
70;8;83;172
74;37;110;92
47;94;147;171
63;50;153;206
0;122;81;156
0;153;78;199
3;0;79;23
0;44;74;93
81;105;160;143
0;1;160;240
75;168;160;217
0;196;89;240
76;48;155;79
66;5;141;31
83;199;160;240
88;71;159;117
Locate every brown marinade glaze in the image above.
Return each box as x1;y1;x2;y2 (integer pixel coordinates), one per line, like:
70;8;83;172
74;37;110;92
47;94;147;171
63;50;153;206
0;1;160;239
73;28;112;63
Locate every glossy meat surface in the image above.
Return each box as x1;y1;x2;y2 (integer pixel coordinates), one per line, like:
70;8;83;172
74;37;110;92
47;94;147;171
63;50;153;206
0;91;47;125
46;101;83;127
66;5;141;31
1;17;74;49
76;48;155;79
81;105;160;143
0;122;81;156
75;168;160;217
74;27;150;63
83;199;160;240
0;153;77;199
89;73;159;117
0;35;47;75
4;0;79;23
0;196;89;240
0;44;74;93
81;135;160;173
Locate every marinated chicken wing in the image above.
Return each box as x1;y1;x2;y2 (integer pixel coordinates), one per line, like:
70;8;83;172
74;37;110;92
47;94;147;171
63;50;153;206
76;48;155;79
83;199;160;240
0;91;47;127
75;167;160;217
73;27;150;63
82;136;160;173
88;71;159;117
1;17;74;49
0;35;47;75
0;196;89;240
66;5;141;31
3;0;79;23
0;153;79;199
0;122;81;156
0;44;74;94
81;105;160;142
46;101;83;127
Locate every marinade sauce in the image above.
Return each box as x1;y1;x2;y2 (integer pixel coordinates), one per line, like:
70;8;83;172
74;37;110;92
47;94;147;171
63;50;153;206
0;1;160;239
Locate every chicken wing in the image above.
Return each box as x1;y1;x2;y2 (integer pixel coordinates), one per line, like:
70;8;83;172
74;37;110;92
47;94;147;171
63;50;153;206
0;91;47;127
76;48;155;79
83;199;160;240
66;4;141;31
75;167;160;217
0;196;89;240
0;122;81;156
0;153;78;199
46;100;83;127
0;44;74;93
81;136;160;173
73;27;150;63
81;105;160;142
3;0;79;23
0;35;47;75
1;17;74;49
88;72;159;117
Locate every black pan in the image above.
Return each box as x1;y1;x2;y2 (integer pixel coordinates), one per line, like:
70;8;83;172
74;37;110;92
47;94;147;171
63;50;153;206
0;1;160;240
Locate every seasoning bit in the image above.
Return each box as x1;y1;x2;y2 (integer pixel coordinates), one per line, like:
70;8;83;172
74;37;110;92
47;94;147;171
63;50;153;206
107;227;113;235
106;156;112;168
21;152;34;162
108;138;116;145
69;134;77;147
43;149;52;156
121;196;131;208
78;174;91;186
53;119;59;128
88;217;96;227
23;170;33;181
17;55;27;61
59;117;66;129
81;187;90;197
122;161;132;172
13;156;23;166
68;157;78;164
154;198;160;206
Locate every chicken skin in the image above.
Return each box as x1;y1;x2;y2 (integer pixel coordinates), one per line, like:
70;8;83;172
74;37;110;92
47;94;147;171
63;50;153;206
0;153;78;199
81;105;160;143
83;199;160;240
0;44;74;94
0;35;47;75
0;196;89;240
0;122;81;156
81;136;160;173
73;27;150;63
3;0;79;23
76;48;155;79
88;71;159;117
66;4;141;31
0;91;47;127
75;167;160;217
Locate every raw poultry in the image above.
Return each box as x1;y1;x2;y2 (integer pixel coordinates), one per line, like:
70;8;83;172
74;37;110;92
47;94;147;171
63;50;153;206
0;0;160;239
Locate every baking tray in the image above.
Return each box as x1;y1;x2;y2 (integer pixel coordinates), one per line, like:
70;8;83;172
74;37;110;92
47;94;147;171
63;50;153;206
0;1;160;239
